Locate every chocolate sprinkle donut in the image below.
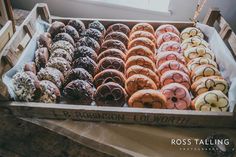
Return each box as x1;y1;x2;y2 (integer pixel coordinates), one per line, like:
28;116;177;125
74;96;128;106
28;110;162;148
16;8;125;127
72;56;97;76
88;20;106;35
67;19;85;35
65;25;80;42
53;32;75;46
63;79;94;105
48;21;65;38
82;28;103;45
95;82;127;107
76;36;100;53
73;46;97;62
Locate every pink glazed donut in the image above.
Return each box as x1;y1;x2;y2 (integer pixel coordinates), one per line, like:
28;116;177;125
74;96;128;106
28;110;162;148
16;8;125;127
158;41;181;54
160;70;191;89
155;24;180;39
156;32;181;48
156;51;186;67
161;83;191;110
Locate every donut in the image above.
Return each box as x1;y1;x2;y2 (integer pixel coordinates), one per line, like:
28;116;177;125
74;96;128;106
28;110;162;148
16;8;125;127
126;65;160;87
156;32;181;48
48;21;65;38
51;40;75;57
106;23;130;36
72;56;97;76
77;36;100;53
97;57;125;73
88;20;106;35
53;33;75;46
128;89;166;108
39;80;61;103
24;62;37;74
46;57;71;74
126;55;155;71
160;70;191;90
126;45;154;61
131;23;155;35
67;19;85;35
180;27;204;41
64;68;93;86
191;76;228;96
50;48;73;62
129;31;156;44
97;48;126;61
37;32;52;49
73;46;97;62
191;64;221;82
156;60;189;76
94;69;126;87
125;74;157;96
105;31;129;47
34;47;49;71
181;36;209;52
155;24;180;39
100;39;127;54
64;25;80;42
156;51;186;67
63;79;94;105
37;67;64;88
187;57;217;71
95;82;127;107
184;46;215;62
158;41;181;54
161;83;191;110
128;37;156;53
12;71;41;101
192;90;229;112
82;28;103;45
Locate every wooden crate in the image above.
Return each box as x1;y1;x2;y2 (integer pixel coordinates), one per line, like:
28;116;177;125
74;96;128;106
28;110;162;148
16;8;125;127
0;3;236;128
0;0;14;52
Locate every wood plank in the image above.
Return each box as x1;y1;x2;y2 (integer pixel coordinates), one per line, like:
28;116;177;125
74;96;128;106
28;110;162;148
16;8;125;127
0;21;13;52
202;8;220;26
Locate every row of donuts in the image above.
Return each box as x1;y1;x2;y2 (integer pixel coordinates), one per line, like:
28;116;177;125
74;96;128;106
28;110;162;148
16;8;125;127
180;27;229;111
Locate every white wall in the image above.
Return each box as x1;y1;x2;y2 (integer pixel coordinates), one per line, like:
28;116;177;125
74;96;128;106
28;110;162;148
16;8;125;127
11;0;236;31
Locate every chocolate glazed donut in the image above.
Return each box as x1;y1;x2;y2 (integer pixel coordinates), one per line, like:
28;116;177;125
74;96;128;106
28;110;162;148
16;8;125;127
100;39;127;55
105;31;129;47
97;57;125;73
95;82;127;107
106;23;130;36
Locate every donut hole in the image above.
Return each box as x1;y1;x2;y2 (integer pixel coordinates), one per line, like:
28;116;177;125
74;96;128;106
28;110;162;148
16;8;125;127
171;97;178;102
143;103;153;108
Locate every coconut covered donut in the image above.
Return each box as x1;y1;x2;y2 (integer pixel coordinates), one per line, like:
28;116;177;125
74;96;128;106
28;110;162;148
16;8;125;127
126;55;156;71
131;23;155;35
156;32;181;48
191;76;228;96
187;57;217;71
156;51;186;67
180;27;204;41
129;31;156;45
191;64;221;82
128;37;156;53
160;70;191;90
161;83;191;110
192;90;229;112
98;48;126;61
39;80;61;103
181;36;209;52
126;65;160;87
46;57;71;74
155;24;180;39
95;82;127;107
51;40;75;57
50;48;73;62
156;60;189;76
184;46;215;62
158;41;181;54
125;74;157;96
126;45;154;61
128;89;166;108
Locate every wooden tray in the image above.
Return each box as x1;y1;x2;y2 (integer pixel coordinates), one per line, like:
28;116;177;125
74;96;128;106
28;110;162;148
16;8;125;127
0;3;236;128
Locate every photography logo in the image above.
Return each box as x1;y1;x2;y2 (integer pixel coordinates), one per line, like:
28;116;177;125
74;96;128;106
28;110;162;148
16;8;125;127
170;134;235;157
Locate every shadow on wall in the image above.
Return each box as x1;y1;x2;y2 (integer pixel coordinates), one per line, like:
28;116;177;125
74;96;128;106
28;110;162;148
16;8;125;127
11;0;236;31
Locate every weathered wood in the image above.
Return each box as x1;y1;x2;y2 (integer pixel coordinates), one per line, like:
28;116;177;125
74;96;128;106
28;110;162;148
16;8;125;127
202;8;220;26
0;21;13;52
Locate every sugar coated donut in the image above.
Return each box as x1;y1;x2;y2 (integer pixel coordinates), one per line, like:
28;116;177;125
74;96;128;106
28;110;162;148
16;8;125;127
187;57;217;71
156;60;189;76
192;90;229;112
98;48;126;61
180;27;204;41
131;23;155;35
191;76;228;96
128;89;166;108
156;32;181;48
160;70;191;90
128;37;156;53
191;64;221;82
161;83;191;110
158;41;181;54
184;46;215;62
126;45;154;61
129;31;156;44
155;24;180;39
106;23;130;36
156;51;186;67
126;55;155;71
100;39;127;54
181;36;209;52
97;57;125;73
125;74;157;95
